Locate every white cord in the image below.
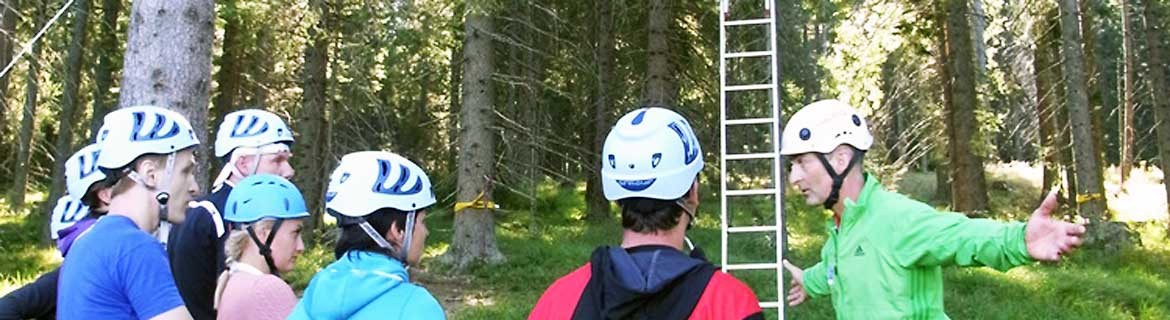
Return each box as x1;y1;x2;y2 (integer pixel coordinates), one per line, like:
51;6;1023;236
0;0;78;79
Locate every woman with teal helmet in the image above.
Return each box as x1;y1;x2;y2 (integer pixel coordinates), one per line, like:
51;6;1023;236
213;174;308;320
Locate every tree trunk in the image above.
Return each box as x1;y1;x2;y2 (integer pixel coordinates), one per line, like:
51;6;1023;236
1058;0;1109;242
518;1;546;232
1079;0;1108;178
942;0;989;214
1034;3;1061;193
9;0;43;210
1141;0;1170;235
88;0;122;138
1120;0;1136;186
642;0;677;106
296;0;331;238
118;0;215;190
972;0;987;72
46;0;92;234
212;0;242;127
584;0;614;221
443;13;505;268
0;0;18;143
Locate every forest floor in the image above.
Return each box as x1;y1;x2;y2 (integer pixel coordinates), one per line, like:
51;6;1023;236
2;163;1168;319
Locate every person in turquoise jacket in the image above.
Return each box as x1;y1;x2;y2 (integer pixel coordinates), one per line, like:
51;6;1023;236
289;151;444;319
778;99;1087;319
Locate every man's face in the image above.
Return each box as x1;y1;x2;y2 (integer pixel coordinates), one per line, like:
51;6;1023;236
239;151;295;179
164;150;200;223
788;153;833;206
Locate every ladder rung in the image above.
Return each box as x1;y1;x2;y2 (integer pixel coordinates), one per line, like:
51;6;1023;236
725;117;774;125
724;263;778;271
727;225;779;233
725;188;777;196
759;301;782;309
724;152;775;160
724;18;771;26
724;50;773;58
724;84;773;92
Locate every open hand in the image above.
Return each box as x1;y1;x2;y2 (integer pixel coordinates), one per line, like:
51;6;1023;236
1025;190;1087;261
782;259;808;306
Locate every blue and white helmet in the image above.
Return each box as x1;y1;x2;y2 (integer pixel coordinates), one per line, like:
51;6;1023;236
49;195;89;240
601;107;704;201
65;143;106;200
325;151;436;218
95;106;200;170
780;99;873;155
214;109;294;158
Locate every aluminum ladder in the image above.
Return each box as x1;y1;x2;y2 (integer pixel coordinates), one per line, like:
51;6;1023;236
718;0;786;315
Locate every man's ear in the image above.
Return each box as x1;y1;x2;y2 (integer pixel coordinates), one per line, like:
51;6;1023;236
136;158;161;188
97;187;114;205
832;146;853;169
687;180;700;204
233;154;253;174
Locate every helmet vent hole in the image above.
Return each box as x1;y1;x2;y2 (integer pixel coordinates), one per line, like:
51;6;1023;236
799;128;811;141
852;115;861;126
628;164;635;169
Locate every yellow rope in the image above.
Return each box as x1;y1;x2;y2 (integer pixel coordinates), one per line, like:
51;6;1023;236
454;191;499;212
1075;192;1103;204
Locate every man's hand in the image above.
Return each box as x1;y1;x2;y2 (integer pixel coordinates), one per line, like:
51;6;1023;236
1025;190;1087;261
782;260;808;306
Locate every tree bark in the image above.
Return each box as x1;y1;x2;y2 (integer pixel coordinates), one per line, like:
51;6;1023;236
47;0;93;230
118;0;215;189
942;0;989;214
1058;0;1109;241
1034;3;1061;193
88;0;122;138
642;0;677;106
296;0;331;237
1141;0;1170;235
584;0;614;221
443;13;505;268
1120;0;1136;186
9;0;43;210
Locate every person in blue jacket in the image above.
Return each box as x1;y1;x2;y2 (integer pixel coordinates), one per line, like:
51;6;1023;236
289;151;444;319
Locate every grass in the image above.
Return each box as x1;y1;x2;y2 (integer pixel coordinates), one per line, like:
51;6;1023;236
4;165;1169;319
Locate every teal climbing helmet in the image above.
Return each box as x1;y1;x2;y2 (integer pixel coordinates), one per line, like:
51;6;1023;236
224;174;309;223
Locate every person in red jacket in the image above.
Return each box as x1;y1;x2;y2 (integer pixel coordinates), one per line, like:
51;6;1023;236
529;107;763;320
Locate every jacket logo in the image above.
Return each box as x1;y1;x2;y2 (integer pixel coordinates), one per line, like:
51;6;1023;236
854;246;865;257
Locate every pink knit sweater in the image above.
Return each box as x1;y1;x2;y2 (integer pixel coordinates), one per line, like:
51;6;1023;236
216;270;298;320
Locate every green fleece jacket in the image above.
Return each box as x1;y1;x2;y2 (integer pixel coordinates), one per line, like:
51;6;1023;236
802;174;1033;319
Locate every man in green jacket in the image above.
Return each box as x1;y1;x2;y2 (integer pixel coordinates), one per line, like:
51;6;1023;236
779;99;1086;319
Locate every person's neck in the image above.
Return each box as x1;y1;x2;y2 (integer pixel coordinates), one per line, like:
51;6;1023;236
621;228;685;250
106;187;160;233
831;171;866;219
239;251;273;275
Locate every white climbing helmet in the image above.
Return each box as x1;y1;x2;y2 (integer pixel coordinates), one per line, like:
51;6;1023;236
214;109;294;158
49;195;89;240
65;143;106;201
601;107;704;201
95;105;200;170
780;99;873;156
325;151;436;218
211;109;294;186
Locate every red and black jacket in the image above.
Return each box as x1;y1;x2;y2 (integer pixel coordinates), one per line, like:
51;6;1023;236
530;245;763;320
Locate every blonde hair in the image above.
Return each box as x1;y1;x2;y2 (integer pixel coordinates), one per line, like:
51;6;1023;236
213;219;276;309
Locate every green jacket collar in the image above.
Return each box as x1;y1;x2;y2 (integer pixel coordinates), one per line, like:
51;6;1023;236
826;173;879;232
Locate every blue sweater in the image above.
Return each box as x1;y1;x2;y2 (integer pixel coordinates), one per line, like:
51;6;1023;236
290;251;444;319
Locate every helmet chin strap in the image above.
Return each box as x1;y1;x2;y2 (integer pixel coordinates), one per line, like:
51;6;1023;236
813;148;863;210
356;211;417;268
